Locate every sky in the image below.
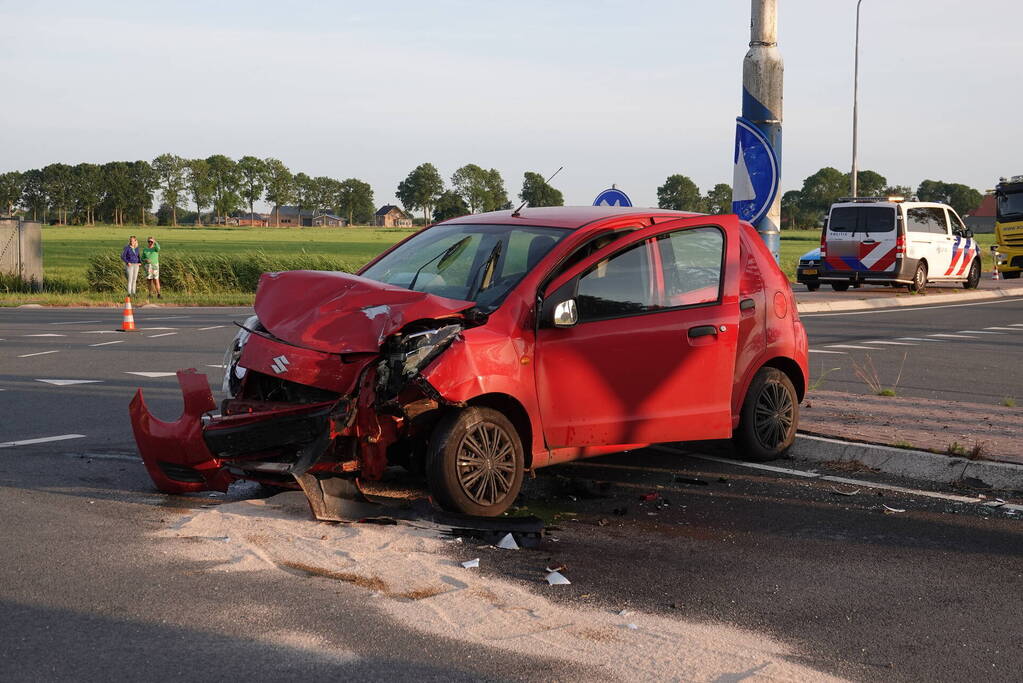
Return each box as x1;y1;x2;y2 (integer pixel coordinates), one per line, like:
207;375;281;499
2;0;1021;211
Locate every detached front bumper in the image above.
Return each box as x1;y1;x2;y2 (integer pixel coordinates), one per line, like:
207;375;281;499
129;369;343;494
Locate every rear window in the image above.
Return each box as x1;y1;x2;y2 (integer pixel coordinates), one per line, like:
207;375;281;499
828;206;896;233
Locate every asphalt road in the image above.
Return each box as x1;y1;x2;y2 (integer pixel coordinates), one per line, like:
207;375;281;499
801;296;1023;403
2;306;1022;681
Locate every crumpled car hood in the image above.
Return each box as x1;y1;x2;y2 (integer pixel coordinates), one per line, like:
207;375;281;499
253;270;474;354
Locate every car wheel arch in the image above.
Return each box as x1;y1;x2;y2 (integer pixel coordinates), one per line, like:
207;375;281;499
465;393;535;469
734;356;806;417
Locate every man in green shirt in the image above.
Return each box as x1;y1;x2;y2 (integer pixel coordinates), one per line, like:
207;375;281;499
141;236;161;299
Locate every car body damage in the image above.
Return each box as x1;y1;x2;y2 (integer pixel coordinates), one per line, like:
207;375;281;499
130;208;809;519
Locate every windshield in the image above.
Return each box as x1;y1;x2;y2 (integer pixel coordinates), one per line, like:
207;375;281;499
828;206;896;233
361;223;569;311
997;189;1023;222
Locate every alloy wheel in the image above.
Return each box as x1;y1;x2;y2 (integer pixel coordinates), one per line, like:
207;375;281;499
753;380;794;449
456;421;516;507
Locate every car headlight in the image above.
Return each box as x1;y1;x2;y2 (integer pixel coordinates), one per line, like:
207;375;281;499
398;324;461;378
222;315;259;395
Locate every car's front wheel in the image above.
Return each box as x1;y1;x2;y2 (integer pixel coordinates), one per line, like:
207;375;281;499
427;407;524;517
733;367;799;462
964;259;981;289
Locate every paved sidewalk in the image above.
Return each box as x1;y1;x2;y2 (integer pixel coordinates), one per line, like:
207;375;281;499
795;278;1023;313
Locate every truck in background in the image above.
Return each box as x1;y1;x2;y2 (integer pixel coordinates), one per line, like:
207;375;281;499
994;175;1023;279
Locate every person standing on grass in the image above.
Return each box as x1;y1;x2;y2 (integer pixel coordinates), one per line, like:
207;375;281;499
121;235;140;296
141;236;162;299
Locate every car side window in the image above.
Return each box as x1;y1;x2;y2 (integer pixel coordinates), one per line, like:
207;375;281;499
576;240;655;320
656;227;724;307
948;210;967;234
928;207;949;235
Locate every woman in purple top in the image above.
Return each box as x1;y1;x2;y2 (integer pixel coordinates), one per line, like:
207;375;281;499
121;235;141;296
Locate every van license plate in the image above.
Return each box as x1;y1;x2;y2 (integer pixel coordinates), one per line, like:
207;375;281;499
803;268;818;275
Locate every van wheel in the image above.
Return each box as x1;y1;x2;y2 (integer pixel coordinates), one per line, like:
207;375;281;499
733;367;799;462
908;263;928;293
963;259;981;289
806;283;820;292
831;282;850;292
427;407;524;517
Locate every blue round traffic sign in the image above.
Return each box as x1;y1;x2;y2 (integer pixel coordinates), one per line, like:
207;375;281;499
731;117;779;225
593;188;632;207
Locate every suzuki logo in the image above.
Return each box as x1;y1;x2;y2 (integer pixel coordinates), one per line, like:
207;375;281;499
270;355;290;374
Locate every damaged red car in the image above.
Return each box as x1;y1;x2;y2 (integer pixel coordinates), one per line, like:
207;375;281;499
130;206;808;519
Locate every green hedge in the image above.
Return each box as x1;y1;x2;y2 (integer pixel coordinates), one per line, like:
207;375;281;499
86;251;366;293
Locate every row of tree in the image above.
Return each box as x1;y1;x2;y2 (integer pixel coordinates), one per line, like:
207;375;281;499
0;156;378;227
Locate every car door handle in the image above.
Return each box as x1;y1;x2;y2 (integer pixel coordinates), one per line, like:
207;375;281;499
739;298;756;311
861;239;877;244
688;325;718;339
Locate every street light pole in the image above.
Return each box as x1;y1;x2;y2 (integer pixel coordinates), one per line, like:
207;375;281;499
851;0;864;197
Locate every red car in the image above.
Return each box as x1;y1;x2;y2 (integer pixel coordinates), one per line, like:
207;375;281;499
130;206;808;518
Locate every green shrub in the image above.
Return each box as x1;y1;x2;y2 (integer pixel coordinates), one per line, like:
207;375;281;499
85;251;364;294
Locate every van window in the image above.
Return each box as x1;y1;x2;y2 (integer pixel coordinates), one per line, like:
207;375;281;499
906;207;947;235
948;211;967;234
828;206;896;233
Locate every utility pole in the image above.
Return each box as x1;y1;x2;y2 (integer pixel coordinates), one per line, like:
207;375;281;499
851;0;864;197
741;0;784;259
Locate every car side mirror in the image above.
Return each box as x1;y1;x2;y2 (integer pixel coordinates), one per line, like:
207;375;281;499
552;299;578;327
964;228;974;238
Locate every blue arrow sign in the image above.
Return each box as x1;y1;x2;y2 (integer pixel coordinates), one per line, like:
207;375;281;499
593;188;632;207
731;117;779;225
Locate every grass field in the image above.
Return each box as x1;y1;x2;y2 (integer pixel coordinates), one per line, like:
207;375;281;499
0;223;997;307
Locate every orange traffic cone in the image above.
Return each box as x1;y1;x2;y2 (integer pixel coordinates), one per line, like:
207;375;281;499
992;266;1000;281
122;297;136;331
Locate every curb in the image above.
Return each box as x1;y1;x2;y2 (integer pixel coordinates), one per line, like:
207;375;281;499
789;434;1023;493
796;286;1023;314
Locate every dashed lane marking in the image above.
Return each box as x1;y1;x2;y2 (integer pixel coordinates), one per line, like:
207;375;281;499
206;364;226;368
863;340;917;345
137;327;177;331
147;332;177;338
984;327;1021;331
141;316;188;320
809;349;846;354
0;434;86;448
89;340;125;347
23;334;66;337
197;325;226;331
897;337;944;342
18;350;59;358
82;331;120;334
36;379;102;386
801;297;1023;317
48;320;102;325
824;344;878;350
928;334;977;338
125;372;177;378
957;330;1005;334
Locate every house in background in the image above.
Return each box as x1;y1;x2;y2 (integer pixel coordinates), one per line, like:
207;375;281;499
268;206;316;227
375;205;413;227
312;213;347;227
235;212;270;227
964;194;996;234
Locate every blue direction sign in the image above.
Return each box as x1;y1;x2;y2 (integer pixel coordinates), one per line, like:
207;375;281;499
731;117;779;225
593;187;632;207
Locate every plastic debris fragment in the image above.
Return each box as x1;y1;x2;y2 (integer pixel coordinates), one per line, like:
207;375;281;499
882;505;906;514
830;486;860;496
497;532;519;550
546;571;571;585
461;558;480;569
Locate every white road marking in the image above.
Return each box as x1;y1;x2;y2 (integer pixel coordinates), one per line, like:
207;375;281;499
36;379;102;386
809;349;847;354
984;327;1021;331
957;330;1004;334
206;364;226;368
147;332;177;338
801;297;1023;317
197;325;226;331
1011;323;1023;327
649;446;987;505
23;333;66;337
863;340;917;345
83;330;120;334
824;344;878;350
75;452;139;462
142;316;187;320
138;327;177;331
0;434;86;448
125;371;177;378
18;350;59;358
89;340;125;347
48;320;102;325
896;337;944;342
929;334;977;338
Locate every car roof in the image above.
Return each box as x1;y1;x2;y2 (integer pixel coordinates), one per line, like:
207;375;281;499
438;205;704;230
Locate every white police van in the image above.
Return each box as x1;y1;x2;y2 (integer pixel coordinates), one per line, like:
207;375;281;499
820;197;982;292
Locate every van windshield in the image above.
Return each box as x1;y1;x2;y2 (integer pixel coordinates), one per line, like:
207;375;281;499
361;223;569;311
828;206;896;233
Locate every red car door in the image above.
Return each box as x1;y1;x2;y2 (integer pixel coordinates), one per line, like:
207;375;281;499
534;216;741;448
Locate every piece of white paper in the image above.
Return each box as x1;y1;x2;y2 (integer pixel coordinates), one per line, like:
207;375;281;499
461;558;480;569
497;533;519;550
546;571;571;585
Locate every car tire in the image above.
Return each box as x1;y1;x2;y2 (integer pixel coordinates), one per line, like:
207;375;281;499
806;283;820;292
426;406;524;517
733;367;799;462
963;259;981;289
908;262;928;293
830;282;850;292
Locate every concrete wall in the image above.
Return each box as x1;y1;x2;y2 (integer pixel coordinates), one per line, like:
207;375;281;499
0;219;43;289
